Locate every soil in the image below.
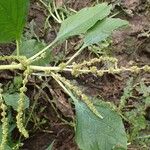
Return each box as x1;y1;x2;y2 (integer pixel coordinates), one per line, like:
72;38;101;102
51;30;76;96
0;0;150;150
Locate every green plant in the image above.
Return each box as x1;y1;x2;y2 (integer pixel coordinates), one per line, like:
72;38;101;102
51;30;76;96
0;1;150;149
119;78;150;148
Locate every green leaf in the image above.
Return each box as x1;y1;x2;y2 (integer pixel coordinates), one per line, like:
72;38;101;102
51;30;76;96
75;100;127;150
57;3;111;41
84;18;128;46
16;39;52;65
3;93;30;110
0;0;29;43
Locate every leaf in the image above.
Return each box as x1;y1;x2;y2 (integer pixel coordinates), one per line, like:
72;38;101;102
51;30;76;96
13;76;23;89
0;0;29;43
7;76;23;94
15;39;52;65
57;3;111;41
75;100;127;150
84;18;128;46
3;93;30;111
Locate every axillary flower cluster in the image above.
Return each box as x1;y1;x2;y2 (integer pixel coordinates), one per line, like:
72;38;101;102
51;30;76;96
70;57;150;76
0;84;8;150
0;56;31;146
16;67;31;138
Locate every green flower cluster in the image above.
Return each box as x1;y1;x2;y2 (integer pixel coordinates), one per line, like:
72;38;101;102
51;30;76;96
16;68;30;138
71;57;118;76
0;84;8;150
0;55;26;61
70;57;150;77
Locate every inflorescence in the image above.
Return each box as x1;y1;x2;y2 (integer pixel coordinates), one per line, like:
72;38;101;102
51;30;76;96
0;84;9;150
16;68;30;138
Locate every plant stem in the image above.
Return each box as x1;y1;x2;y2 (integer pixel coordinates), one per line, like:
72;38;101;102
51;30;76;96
30;66;70;72
51;72;78;103
137;135;150;139
0;63;149;75
53;1;62;23
30;65;150;75
66;45;85;65
39;0;61;23
16;40;20;56
25;93;38;128
0;64;22;70
28;39;57;62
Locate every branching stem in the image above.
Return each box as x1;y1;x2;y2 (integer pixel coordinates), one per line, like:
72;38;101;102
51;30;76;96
51;72;78;103
0;63;150;75
27;39;57;62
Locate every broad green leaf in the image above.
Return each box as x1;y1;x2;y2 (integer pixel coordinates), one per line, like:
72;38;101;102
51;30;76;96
3;93;30;110
57;3;111;41
75;100;127;150
0;0;29;43
84;18;128;46
15;39;52;65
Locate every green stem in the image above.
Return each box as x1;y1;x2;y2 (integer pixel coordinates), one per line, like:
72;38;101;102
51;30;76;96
51;72;78;103
53;1;62;22
29;65;150;76
137;135;150;139
48;3;61;23
25;94;38;128
66;45;85;65
0;64;22;70
0;63;149;75
39;0;61;23
16;40;20;56
27;39;57;62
